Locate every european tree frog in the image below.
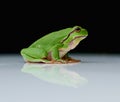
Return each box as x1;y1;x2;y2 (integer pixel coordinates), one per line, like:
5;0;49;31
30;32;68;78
21;26;88;64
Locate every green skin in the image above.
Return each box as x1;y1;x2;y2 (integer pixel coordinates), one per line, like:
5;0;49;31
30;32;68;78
21;26;88;63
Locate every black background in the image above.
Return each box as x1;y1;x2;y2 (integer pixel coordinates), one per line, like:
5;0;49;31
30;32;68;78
0;2;119;54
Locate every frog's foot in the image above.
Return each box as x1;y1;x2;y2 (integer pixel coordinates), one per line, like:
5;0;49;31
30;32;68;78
62;56;80;63
46;58;80;64
67;58;80;63
46;59;67;64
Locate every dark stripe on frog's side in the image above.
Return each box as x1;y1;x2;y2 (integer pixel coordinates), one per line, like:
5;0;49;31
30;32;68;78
61;27;81;43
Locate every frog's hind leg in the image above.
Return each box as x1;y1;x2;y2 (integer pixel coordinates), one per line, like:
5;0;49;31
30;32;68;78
21;54;50;63
21;48;50;63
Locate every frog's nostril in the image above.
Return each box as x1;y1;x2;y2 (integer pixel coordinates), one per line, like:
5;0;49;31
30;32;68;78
84;29;88;36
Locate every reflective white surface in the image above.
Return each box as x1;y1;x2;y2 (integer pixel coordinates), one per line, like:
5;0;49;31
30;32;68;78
0;54;120;102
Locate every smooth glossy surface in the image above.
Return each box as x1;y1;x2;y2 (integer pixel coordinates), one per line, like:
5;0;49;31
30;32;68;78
0;54;120;102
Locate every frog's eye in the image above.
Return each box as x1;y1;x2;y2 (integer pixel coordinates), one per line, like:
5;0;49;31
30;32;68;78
75;27;81;32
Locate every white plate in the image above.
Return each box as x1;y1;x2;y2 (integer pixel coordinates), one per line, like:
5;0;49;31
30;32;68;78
0;54;120;102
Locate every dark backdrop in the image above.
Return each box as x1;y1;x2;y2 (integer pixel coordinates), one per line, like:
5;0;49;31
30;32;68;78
0;2;119;54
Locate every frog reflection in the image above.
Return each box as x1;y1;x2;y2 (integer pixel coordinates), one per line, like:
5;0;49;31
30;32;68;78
21;63;88;88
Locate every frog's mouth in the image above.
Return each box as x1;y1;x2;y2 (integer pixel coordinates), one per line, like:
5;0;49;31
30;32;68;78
74;35;87;39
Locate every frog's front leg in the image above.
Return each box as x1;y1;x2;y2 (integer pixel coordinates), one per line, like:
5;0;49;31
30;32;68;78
21;47;49;63
48;44;67;64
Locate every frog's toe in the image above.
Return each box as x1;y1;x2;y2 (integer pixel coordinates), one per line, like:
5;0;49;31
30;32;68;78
47;59;67;64
68;58;80;63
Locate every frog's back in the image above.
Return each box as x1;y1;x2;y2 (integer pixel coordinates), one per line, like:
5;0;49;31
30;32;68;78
29;28;72;50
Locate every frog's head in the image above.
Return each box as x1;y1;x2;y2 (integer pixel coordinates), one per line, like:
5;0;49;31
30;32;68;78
62;26;88;44
70;26;88;39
